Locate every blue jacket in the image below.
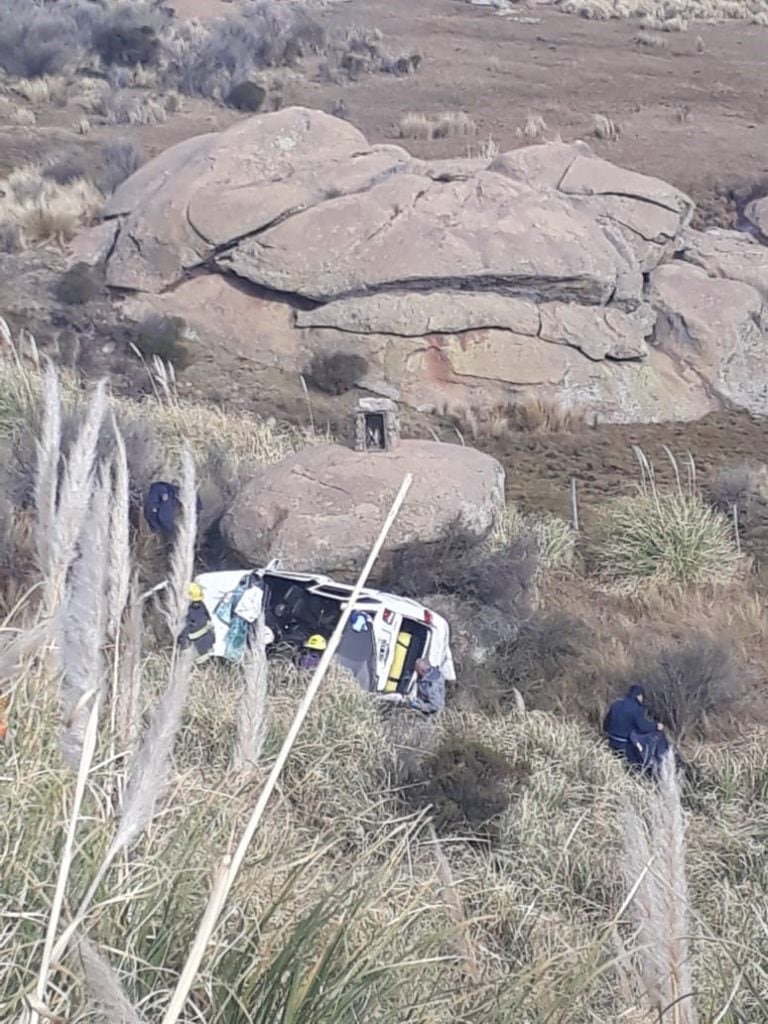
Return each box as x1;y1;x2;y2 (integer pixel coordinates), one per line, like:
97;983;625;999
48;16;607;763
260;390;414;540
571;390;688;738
143;481;202;537
144;481;181;537
603;685;657;752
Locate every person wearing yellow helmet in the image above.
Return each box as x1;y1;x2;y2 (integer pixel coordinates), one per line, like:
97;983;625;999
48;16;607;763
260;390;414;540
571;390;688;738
298;634;327;670
178;581;214;663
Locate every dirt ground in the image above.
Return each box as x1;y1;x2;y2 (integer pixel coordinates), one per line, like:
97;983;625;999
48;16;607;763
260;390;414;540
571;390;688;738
4;0;768;213
314;1;768;209
4;0;768;560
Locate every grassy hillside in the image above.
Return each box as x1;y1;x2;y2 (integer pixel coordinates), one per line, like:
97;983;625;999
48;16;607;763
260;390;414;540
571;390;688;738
1;350;767;1023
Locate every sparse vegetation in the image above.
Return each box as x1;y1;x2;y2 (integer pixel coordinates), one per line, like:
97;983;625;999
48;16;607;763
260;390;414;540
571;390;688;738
454;396;594;441
324;25;421;82
400;110;477;140
559;0;768;26
492;611;589;710
129;313;192;369
400;735;523;840
624;634;746;739
97;138;146;195
42;147;88;186
0;345;767;1024
523;113;548;140
91;87;168;126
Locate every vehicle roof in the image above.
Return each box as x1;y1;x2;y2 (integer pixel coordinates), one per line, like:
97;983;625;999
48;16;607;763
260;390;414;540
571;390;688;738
194;567;446;624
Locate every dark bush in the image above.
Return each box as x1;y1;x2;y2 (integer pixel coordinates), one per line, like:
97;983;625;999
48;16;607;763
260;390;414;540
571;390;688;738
0;221;21;255
225;80;267;111
379;529;537;621
323;26;420;82
98;138;146;195
92;22;160;67
129;314;191;368
622;635;745;739
175;3;325;99
42;147;88;186
491;612;589;711
400;736;526;841
707;462;768;561
306;352;368;395
55;263;102;306
0;3;80;78
380;53;422;76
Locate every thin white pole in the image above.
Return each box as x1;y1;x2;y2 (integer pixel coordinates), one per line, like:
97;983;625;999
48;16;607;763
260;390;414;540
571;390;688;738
732;503;741;555
159;473;414;1024
570;477;580;532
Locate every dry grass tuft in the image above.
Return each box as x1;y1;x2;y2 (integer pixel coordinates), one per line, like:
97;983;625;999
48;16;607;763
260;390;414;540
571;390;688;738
593;112;620;140
399;110;477;140
560;0;765;25
0;165;102;247
454;395;593;441
523;113;548;139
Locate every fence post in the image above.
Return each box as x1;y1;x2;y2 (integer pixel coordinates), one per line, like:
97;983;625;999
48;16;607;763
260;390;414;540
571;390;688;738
570;477;580;532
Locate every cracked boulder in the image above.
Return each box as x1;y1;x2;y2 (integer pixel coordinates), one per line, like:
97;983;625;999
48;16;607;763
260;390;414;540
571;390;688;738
677;229;768;300
104;108;410;293
648;263;768;414
89;106;768;422
221;439;505;574
218;169;633;304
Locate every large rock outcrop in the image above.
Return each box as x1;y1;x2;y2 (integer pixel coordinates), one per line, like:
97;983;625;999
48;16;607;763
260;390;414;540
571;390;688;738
221;440;505;574
87;106;768;422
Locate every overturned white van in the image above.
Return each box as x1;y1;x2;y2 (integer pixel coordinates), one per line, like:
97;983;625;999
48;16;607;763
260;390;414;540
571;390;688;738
190;564;456;697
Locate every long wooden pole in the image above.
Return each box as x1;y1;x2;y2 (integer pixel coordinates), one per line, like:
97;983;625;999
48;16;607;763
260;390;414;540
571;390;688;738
159;473;414;1024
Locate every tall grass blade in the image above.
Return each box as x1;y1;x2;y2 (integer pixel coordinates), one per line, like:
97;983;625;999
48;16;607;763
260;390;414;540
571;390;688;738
107;424;131;638
159;474;414;1024
27;691;101;1024
79;938;147;1024
164;447;196;640
114;579;144;756
45;380;108;616
50;648;195;966
33;362;61;579
58;473;110;769
233;617;269;772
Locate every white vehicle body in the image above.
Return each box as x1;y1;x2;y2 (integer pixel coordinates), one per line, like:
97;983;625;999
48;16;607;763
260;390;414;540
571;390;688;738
192;565;456;694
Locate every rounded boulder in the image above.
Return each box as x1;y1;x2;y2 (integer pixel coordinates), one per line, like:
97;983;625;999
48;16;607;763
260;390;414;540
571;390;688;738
221;440;506;574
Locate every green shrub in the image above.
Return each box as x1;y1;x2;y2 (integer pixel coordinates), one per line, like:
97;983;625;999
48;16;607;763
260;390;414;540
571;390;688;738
401;735;526;841
596;490;740;587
